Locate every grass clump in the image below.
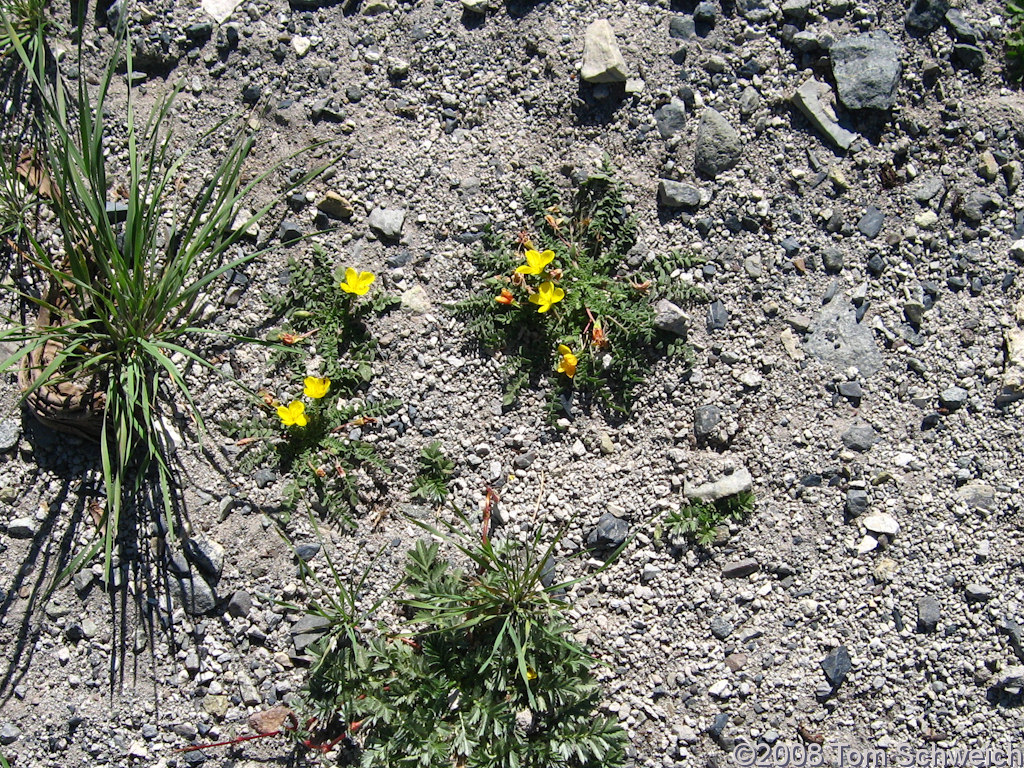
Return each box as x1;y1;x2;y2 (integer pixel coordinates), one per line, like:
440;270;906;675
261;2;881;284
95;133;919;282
223;247;398;524
662;490;755;547
0;29;329;590
459;159;707;419
409;440;454;503
299;511;628;768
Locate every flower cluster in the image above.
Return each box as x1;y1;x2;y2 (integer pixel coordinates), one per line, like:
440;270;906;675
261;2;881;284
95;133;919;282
494;247;564;314
277;376;331;427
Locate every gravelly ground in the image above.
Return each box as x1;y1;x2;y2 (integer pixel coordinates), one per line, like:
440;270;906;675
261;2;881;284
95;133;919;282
2;0;1024;765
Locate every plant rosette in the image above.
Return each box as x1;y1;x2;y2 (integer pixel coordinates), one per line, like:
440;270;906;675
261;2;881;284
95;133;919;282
462;164;707;418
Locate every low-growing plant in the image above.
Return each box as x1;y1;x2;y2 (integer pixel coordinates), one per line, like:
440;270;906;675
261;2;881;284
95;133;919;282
1007;1;1024;73
0;29;330;590
266;243;398;387
224;250;399;524
299;509;628;767
409;440;454;503
458;160;707;418
224;370;397;525
662;490;756;547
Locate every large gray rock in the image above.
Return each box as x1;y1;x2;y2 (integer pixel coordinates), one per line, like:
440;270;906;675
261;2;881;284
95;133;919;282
654;99;687;139
0;418;20;452
653;300;690;337
805;299;883;376
821;646;852;688
658;180;701;209
185;536;225;580
906;0;949;36
587;513;628;550
830;31;902;111
580;20;630;84
367;207;406;241
291;614;332;654
170;575;218;616
792;80;860;151
694;108;742;178
7;517;36;538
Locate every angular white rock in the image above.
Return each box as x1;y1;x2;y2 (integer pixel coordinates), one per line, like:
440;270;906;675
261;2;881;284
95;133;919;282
580;20;630;84
684;467;753;502
202;0;244;24
863;512;899;536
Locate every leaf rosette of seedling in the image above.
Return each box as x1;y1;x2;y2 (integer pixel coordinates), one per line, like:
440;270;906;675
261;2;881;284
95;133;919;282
224;254;398;523
460;161;707;418
660;490;755;548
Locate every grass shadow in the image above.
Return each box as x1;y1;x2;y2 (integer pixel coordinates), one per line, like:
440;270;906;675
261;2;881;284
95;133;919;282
0;412;195;702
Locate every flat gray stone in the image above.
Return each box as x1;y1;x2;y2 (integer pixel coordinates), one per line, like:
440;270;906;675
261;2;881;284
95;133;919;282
695;108;742;178
202;0;243;23
917;596;941;633
710;616;733;640
805;299;883;376
291;614;331;654
367;207;406;241
0;418;20;452
587;513;628;550
821;646;852;688
227;590;253;618
581;19;630;84
792;79;859;151
841;424;878;452
654;99;687;139
653;300;690;337
0;723;21;745
7;517;36;538
846;489;869;517
722;558;759;579
863;512;899;536
857;206;884;238
965;583;993;603
170;575;218;616
939;386;969;411
685;468;753;502
658;180;701;209
185;536;225;580
830;31;902;111
906;0;949;36
694;405;722;441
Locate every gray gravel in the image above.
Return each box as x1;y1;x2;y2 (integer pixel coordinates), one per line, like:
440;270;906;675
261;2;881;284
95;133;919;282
1;0;1023;766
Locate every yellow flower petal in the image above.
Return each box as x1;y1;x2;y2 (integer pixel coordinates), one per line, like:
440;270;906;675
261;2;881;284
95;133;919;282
529;281;564;313
515;249;555;275
341;267;376;295
556;346;577;378
277;400;307;427
303;376;331;399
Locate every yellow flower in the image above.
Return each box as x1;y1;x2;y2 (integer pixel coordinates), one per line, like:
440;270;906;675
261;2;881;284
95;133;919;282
277;400;307;427
515;249;555;275
340;267;375;295
528;281;564;313
303;376;331;399
556;345;577;379
526;667;538;680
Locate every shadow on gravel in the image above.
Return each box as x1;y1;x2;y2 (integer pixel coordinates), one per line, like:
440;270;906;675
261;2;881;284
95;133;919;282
572;83;631;127
503;0;547;20
0;414;194;700
0;415;96;701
